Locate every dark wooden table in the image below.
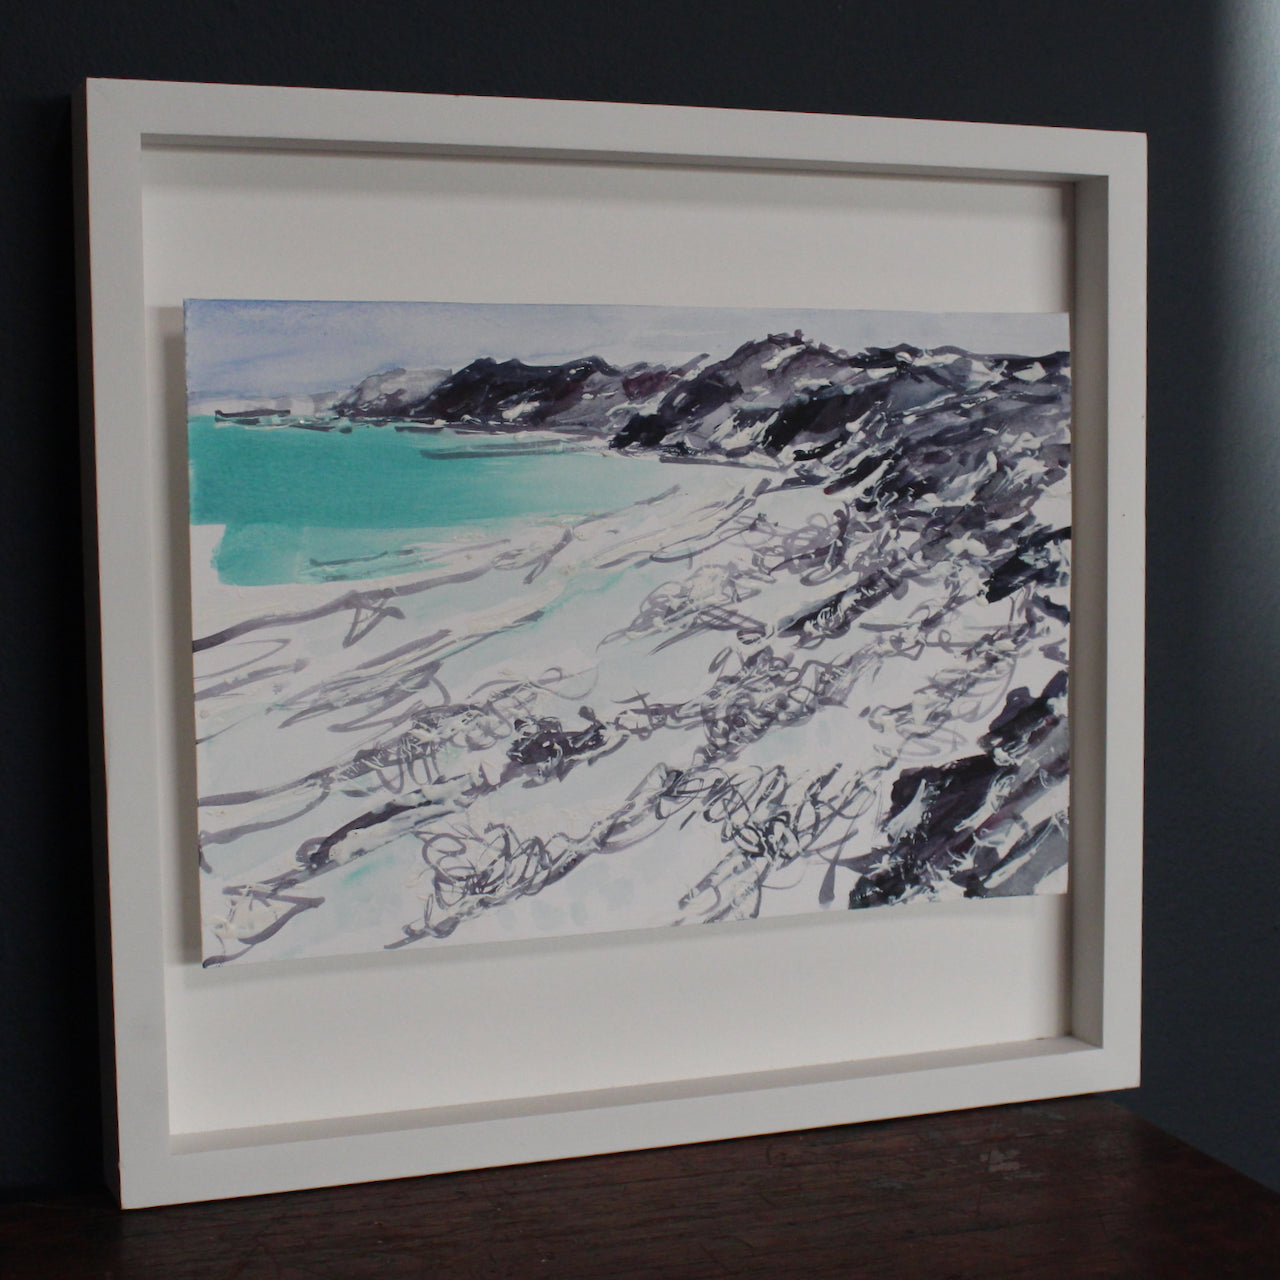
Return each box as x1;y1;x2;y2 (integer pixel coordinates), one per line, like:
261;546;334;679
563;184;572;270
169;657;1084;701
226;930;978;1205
3;1097;1279;1278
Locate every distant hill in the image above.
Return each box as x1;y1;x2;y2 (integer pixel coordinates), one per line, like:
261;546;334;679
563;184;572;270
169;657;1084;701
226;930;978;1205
337;353;686;432
197;333;1070;512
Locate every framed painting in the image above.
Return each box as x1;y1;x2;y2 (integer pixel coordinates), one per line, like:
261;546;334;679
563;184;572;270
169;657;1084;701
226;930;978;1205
188;299;1073;967
76;78;1145;1206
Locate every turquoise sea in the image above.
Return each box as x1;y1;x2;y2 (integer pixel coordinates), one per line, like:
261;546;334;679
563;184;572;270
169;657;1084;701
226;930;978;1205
188;417;675;586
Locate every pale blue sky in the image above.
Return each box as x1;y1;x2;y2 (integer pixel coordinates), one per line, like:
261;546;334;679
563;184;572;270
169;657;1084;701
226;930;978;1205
184;299;1070;400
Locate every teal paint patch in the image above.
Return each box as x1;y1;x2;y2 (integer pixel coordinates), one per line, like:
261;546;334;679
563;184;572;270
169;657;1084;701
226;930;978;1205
188;418;671;585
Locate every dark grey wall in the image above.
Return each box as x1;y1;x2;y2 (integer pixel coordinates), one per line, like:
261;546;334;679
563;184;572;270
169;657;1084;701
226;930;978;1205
5;0;1267;1196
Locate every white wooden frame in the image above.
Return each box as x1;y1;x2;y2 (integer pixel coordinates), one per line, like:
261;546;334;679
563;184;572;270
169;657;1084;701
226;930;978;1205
75;77;1145;1209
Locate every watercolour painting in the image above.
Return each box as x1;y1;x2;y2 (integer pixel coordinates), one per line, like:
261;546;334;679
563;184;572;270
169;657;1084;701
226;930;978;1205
187;300;1072;967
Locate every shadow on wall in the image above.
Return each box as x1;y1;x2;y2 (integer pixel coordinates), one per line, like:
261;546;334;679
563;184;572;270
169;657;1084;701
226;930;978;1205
1115;0;1280;1197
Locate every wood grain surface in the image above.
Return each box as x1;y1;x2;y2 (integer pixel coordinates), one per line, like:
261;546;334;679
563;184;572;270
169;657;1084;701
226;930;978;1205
3;1098;1278;1278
